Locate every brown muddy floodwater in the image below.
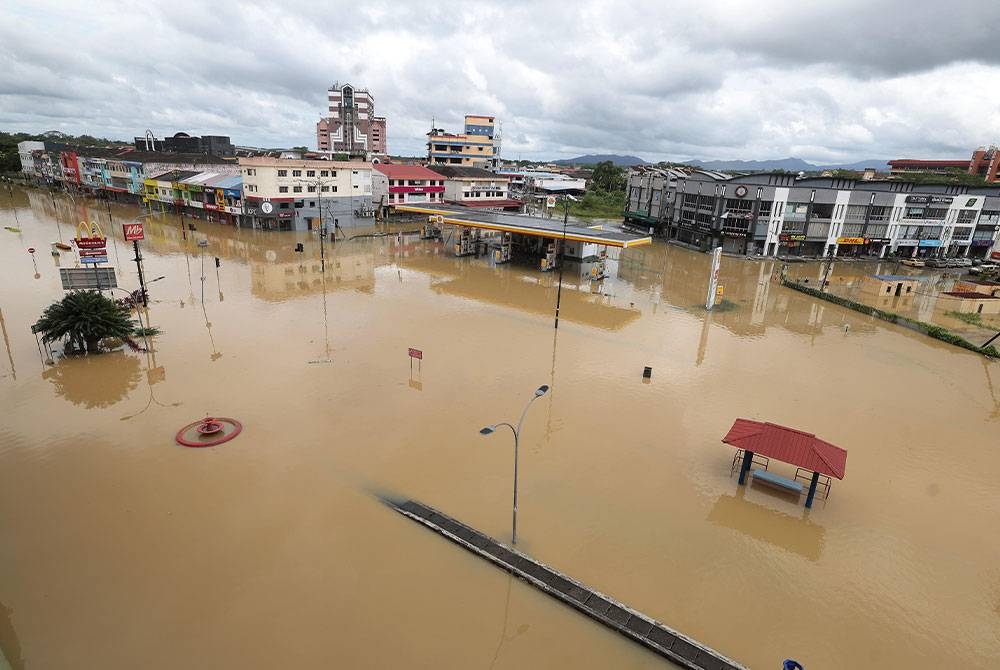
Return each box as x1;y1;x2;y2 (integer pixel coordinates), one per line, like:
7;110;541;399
1;187;998;669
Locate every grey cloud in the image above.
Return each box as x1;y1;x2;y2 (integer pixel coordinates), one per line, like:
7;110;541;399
2;0;999;163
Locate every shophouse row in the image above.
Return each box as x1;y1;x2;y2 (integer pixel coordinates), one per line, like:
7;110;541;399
625;168;1000;259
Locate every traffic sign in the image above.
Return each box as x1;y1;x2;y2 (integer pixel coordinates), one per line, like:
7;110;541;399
80;255;109;265
123;222;144;241
408;348;423;360
27;247;35;254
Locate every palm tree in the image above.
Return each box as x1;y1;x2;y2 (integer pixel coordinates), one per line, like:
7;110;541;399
34;291;136;354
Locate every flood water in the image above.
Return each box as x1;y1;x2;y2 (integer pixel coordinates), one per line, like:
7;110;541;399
1;186;998;669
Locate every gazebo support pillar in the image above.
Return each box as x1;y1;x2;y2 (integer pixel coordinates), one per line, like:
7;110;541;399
805;471;821;508
738;450;754;485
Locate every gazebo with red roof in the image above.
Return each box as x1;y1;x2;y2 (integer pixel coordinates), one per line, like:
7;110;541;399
722;419;848;508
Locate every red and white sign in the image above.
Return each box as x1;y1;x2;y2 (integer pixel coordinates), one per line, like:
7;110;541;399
123;222;145;241
27;247;35;254
992;251;1000;260
79;248;108;257
75;237;107;250
408;348;423;360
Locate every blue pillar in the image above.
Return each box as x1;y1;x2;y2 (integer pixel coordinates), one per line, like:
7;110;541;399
738;450;754;485
805;471;821;508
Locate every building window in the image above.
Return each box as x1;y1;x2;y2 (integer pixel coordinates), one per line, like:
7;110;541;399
292;170;302;177
279;202;289;209
308;185;316;192
321;170;329;177
294;202;304;208
277;169;287;177
293;186;302;193
307;170;315;177
279;186;289;193
331;171;337;177
322;186;330;192
309;201;316;207
332;186;338;192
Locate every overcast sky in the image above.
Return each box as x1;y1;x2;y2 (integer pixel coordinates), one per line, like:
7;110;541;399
3;0;1000;164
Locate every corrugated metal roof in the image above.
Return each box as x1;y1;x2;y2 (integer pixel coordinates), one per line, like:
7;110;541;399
722;419;847;479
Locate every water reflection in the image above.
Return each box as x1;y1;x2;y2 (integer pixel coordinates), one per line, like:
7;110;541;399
42;351;141;408
0;599;24;670
707;491;826;562
398;253;640;331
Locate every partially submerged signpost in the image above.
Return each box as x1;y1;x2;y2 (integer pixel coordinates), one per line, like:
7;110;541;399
706;246;722;310
123;220;148;307
74;220;109;291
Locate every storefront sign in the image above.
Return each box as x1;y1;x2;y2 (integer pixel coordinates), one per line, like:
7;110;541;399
918;239;941;247
74;221;107;250
906;195;953;205
991;251;1000;260
122;222;144;241
780;234;805;242
865;238;890;244
972;239;994;247
837;237;865;245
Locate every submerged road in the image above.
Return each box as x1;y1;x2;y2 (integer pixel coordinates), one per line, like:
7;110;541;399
382;496;749;670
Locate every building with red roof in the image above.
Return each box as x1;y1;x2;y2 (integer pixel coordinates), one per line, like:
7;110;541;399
373;163;446;209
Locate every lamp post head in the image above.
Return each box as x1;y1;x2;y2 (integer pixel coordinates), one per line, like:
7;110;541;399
480;426;496;435
534;384;549;397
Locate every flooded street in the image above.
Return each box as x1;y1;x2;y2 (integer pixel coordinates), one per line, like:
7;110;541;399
1;186;998;669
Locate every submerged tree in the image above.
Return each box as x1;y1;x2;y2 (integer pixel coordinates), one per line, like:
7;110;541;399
34;291;136;354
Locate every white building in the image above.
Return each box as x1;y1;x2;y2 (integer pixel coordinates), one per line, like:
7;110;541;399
372;164;446;211
239;157;374;232
17;141;45;176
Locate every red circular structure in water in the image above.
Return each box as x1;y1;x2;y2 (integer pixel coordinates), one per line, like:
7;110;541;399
176;417;242;447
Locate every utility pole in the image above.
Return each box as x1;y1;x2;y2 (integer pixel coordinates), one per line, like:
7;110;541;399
297;173;340;273
553;195;570;329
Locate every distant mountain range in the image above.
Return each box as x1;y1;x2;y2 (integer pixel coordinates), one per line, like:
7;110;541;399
546;154;891;172
681;157;892;172
551;154;649;166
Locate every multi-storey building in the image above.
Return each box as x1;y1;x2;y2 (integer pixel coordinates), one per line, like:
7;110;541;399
427;115;499;169
969;146;1000;183
372;164;445;211
133;132;235;157
315;83;387;156
625;168;1000;259
430;165;520;211
239;157;374;231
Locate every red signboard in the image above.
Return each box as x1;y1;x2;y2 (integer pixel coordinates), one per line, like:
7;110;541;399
408;348;423;360
75;238;107;249
992;251;1000;260
79;248;108;257
123;222;145;241
27;247;35;254
390;186;446;194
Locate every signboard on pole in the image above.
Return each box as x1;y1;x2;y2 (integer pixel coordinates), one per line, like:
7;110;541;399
546;195;556;208
123;222;145;241
706;247;722;310
408;348;423;360
59;268;117;290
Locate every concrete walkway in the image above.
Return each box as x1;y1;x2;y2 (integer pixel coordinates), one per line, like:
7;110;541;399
381;496;749;670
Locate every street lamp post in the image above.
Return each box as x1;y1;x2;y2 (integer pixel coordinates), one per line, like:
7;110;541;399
480;384;550;545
